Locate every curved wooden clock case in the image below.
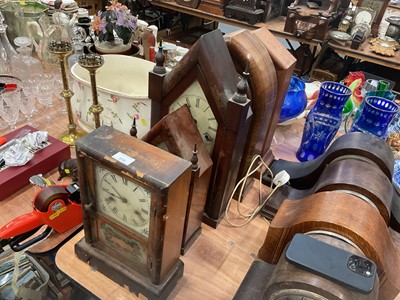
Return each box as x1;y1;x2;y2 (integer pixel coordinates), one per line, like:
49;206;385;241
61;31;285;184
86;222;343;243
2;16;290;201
257;191;400;299
225;28;296;177
262;157;393;224
263;132;394;190
264;233;380;300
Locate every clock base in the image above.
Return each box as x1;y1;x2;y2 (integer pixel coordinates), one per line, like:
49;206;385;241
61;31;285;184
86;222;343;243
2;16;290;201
75;238;184;300
181;226;202;255
202;212;226;229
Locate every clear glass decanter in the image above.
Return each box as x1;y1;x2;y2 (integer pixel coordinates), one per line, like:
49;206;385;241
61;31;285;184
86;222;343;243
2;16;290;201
0;12;18;69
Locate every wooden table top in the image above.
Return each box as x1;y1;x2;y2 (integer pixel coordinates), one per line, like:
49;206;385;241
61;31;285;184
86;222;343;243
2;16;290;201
3;72;400;298
329;36;400;70
55;118;400;299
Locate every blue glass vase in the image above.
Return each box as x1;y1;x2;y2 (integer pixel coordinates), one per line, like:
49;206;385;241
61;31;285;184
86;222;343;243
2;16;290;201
296;81;351;162
351;89;396;125
350;96;399;139
278;76;307;124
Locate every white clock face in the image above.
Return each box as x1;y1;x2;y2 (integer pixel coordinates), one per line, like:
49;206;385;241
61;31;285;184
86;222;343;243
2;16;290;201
95;166;151;238
361;0;383;12
355;10;374;24
169;81;218;154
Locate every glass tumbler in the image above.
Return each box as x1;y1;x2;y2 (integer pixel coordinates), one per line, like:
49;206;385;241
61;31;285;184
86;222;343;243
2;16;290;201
350;96;399;139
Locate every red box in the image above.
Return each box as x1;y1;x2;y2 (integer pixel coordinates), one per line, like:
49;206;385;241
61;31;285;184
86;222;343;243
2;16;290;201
0;125;71;201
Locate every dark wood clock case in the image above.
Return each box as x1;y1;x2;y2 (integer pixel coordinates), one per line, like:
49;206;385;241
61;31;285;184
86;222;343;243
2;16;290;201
74;126;191;300
224;0;265;25
142;105;213;254
149;29;253;228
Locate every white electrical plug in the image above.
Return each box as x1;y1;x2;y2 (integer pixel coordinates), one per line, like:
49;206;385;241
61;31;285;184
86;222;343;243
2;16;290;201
272;170;290;186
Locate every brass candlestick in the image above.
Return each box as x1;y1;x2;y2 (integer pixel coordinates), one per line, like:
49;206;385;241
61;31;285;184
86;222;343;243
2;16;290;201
78;53;104;129
48;40;85;146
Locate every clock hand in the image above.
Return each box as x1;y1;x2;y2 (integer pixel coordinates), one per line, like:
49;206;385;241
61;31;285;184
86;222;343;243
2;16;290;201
110;186;128;204
103;188;120;198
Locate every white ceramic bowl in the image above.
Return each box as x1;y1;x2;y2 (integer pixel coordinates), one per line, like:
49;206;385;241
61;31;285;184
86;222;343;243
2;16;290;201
70;54;155;138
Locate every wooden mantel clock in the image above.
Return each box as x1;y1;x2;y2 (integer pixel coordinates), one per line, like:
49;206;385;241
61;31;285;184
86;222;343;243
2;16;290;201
142;104;213;254
149;29;253;228
74;125;191;300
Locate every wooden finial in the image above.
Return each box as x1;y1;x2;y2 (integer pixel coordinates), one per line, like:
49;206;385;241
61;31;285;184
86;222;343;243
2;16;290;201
191;144;199;171
130;118;137;138
153;39;166;75
232;63;250;104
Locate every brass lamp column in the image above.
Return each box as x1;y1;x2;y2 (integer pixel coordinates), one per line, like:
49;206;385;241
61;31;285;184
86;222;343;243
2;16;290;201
78;53;104;129
48;40;85;145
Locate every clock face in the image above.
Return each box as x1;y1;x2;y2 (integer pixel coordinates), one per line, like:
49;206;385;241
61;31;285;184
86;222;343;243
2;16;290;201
169;81;218;154
95;166;151;238
355;10;374;24
360;0;384;13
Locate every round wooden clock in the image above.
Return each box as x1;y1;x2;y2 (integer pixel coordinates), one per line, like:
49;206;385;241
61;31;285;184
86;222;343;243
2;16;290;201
74;125;192;299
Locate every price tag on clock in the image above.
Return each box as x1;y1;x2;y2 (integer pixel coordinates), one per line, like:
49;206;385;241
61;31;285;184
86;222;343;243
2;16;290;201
112;152;135;165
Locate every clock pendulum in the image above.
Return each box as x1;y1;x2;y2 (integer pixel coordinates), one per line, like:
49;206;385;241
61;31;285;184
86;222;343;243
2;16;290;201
78;53;105;128
47;40;86;145
74;126;192;299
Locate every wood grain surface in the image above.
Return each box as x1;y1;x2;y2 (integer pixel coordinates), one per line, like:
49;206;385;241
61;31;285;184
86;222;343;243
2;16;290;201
258;191;400;299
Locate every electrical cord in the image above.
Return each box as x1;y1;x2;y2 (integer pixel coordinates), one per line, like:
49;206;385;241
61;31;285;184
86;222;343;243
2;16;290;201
224;155;290;227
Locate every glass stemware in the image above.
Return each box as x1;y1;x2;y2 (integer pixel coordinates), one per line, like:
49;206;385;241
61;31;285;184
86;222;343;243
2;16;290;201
0;88;21;130
20;80;38;127
36;73;54;120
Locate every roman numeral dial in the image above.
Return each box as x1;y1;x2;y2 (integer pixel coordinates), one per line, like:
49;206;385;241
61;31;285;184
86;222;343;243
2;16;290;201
95;166;151;238
169;90;218;154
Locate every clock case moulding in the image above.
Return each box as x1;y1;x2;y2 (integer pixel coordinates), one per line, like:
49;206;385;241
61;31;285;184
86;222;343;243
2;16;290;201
74;126;192;300
142;104;213;254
